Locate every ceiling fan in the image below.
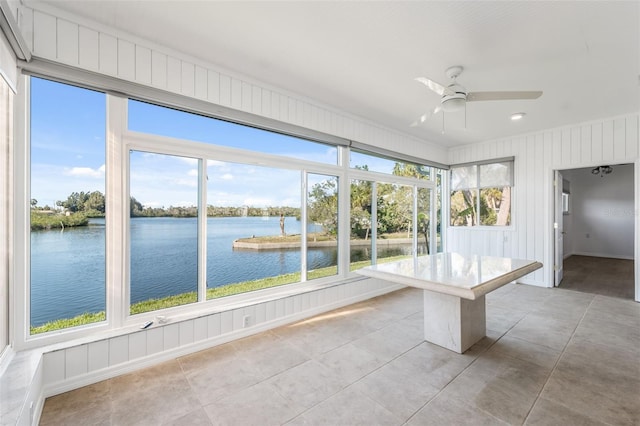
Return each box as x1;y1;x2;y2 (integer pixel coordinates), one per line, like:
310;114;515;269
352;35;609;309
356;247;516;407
412;65;542;126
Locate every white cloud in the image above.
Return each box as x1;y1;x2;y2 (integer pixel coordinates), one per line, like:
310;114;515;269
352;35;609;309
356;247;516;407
187;169;198;176
173;178;198;188
221;173;233;180
64;164;105;178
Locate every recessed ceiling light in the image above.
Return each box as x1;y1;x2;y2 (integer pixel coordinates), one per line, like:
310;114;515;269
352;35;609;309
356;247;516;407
511;112;526;121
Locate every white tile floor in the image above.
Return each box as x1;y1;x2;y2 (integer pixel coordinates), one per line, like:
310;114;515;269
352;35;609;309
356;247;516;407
40;284;640;425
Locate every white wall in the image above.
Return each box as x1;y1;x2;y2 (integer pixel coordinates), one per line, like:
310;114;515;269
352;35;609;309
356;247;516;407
448;114;639;287
563;165;635;259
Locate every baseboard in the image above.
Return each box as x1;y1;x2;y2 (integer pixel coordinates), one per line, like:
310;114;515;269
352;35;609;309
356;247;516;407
569;252;634;261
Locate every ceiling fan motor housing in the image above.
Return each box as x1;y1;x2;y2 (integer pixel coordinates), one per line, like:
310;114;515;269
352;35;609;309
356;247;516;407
442;82;467;112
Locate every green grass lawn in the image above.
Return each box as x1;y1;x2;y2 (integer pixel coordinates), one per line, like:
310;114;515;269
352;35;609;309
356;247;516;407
30;255;409;335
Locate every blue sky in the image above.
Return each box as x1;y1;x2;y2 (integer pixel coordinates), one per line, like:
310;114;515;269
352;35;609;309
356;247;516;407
31;77;396;209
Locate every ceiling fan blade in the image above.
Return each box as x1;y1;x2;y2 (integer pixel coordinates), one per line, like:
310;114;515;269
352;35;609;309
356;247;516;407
410;105;442;127
415;77;454;96
466;91;542;102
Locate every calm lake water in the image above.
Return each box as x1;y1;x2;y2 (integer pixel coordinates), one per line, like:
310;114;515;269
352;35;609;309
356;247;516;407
30;216;410;326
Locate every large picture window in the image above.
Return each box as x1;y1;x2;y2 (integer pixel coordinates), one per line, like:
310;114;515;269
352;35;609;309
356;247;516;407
450;160;513;227
23;75;440;341
29;78;106;334
129;151;199;314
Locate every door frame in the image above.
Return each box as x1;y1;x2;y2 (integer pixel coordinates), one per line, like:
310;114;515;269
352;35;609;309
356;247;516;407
549;160;639;302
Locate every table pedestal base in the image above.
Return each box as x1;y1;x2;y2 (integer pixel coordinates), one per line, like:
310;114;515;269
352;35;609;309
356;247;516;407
423;290;486;354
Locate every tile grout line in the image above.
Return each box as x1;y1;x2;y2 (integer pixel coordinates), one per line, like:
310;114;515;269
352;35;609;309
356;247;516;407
400;315;524;426
520;294;596;425
280;308;426;425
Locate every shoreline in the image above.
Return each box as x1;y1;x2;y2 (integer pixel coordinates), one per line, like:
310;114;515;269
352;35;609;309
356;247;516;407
233;237;413;250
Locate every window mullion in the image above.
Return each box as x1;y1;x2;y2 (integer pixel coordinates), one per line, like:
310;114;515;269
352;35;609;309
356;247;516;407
198;158;207;302
106;93;127;329
300;171;308;282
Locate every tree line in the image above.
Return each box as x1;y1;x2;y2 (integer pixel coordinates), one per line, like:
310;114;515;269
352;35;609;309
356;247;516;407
30;162;449;246
31;191;300;218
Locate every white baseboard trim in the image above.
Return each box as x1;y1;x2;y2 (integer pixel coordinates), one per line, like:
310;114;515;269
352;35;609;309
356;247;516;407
569;251;634;261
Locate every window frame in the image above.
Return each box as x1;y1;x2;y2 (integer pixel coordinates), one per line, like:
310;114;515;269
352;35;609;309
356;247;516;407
15;70;440;349
449;159;515;229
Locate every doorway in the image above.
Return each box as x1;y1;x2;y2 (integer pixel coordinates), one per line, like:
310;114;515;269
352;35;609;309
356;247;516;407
553;164;636;300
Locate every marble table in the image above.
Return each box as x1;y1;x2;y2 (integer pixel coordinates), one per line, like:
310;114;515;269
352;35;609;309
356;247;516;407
356;252;542;353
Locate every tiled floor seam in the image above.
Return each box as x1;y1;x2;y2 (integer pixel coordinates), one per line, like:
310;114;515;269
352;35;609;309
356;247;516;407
281;339;425;425
400;330;509;425
521;295;596;425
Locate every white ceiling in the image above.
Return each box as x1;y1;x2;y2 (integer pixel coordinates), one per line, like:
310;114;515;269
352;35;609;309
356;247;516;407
32;1;640;147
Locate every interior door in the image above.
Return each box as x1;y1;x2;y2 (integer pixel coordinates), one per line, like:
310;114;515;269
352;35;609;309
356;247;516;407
554;170;564;286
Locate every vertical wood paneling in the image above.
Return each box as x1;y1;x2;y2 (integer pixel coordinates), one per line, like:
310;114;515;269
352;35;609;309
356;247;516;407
207;70;220;103
33;11;56;58
279;95;290;122
109;335;129;365
450;113;638;287
87;340;109;371
551;131;561;166
230;78;242;109
193;317;208;341
56;19;78;64
614;118;626;161
78;26;99;70
265;300;276;322
284;296;294;316
179;320;195;346
135;45;152;85
602;120;614;162
220;310;233;334
98;33;117;76
570;128;580;165
232;308;244;330
274;298;285;318
180;62;195;97
561;129;571;165
167;57;181;93
207;313;221;338
592;122;603;163
117;39;135;81
43;351;65;384
163;323;180;350
249;85;260;115
194;66;207;100
19;7;34;52
65;345;87;378
129;332;147;359
580;125;591;164
255;302;266;324
270;92;281;120
151;51;167;88
261;88;271;117
219;74;231;106
146;327;163;355
241;81;252;112
626;116;639;160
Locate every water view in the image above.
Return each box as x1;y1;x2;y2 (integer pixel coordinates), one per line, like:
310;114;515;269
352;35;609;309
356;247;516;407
31;216;411;326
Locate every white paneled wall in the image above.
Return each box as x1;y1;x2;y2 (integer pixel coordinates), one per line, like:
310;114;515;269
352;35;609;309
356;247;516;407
448;114;640;288
15;5;447;164
41;278;401;396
